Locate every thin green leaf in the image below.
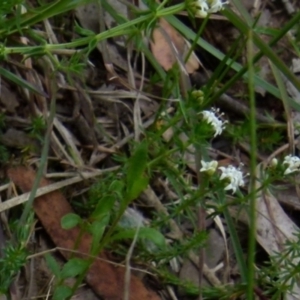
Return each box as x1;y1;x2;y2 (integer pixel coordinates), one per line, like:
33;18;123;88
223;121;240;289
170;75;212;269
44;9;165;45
223;208;248;282
60;258;89;279
45;254;61;279
112;227;166;249
223;8;300;92
89;217;110;255
246;28;257;299
0;67;48;97
269;61;291;118
231;0;253;25
126;177;149;202
125;142;149;201
53;285;73;300
61;213;81;230
0;0;90;36
109;180;125;198
165;14;300;110
127;142;148;185
91;195;115;219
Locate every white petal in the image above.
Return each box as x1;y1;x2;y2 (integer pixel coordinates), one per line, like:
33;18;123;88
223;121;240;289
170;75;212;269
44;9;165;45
200;160;218;174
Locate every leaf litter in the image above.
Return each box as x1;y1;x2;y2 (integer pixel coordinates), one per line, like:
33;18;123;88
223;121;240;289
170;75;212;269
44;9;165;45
0;0;300;299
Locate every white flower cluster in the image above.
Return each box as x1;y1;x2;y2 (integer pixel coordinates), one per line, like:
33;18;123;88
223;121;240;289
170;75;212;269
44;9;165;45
199;105;242;193
200;160;245;194
219;165;245;194
201;108;227;137
195;0;228;18
283;155;300;175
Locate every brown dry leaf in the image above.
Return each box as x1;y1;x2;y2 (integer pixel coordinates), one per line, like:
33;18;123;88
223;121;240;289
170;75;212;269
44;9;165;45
255;165;299;254
150;18;199;73
254;164;300;299
8;166;161;300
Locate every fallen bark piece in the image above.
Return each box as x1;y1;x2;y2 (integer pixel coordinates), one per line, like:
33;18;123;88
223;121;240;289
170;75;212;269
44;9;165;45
8;166;161;300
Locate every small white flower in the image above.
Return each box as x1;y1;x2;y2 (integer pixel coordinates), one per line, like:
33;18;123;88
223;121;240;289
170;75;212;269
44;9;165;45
201;108;227;137
208;0;228;13
194;0;228;17
283;155;300;175
219;165;244;194
195;0;209;17
200;160;218;175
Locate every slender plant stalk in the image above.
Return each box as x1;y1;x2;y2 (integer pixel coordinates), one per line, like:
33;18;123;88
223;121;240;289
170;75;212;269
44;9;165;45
246;28;257;300
177;61;206;300
167;11;300;106
212;9;300;104
18;74;57;227
4;3;185;55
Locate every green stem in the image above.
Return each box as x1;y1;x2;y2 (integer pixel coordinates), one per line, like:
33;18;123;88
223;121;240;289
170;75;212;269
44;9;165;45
4;3;185;56
18;71;57;227
212;9;300;103
246;28;257;300
219;188;248;282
